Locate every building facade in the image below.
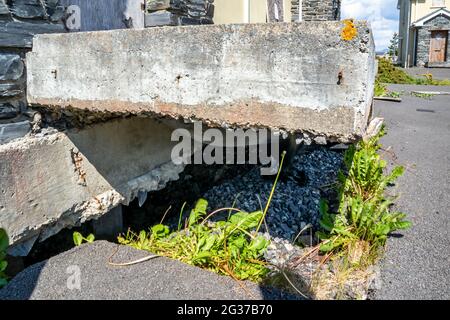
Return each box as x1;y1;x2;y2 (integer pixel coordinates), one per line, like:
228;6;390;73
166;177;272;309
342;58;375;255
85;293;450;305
213;0;340;24
398;0;450;67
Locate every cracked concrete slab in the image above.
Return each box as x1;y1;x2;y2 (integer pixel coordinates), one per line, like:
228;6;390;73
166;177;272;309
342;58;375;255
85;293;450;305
0;117;187;255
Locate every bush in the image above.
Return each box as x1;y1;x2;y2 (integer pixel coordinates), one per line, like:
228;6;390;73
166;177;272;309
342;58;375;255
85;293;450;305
118;199;270;282
318;128;411;265
376;57;450;86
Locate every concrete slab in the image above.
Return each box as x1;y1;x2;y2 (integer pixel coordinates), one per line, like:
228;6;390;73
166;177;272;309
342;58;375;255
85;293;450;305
27;21;376;143
0;241;299;300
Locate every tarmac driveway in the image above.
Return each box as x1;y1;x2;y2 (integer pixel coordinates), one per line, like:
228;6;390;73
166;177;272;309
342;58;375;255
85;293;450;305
373;84;450;300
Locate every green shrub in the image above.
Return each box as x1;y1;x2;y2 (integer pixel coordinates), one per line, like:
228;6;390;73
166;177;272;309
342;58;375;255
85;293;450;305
318;128;411;265
119;199;270;282
376;57;450;86
376;58;416;84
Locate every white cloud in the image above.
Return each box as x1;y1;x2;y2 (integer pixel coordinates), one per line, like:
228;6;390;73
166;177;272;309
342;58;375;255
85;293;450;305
341;0;399;51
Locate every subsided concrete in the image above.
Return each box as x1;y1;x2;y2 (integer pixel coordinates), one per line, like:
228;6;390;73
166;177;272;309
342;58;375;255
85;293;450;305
27;21;376;143
0;117;186;255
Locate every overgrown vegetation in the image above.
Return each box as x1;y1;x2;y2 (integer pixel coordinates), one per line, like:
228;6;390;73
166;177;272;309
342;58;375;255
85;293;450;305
377;57;450;85
374;81;401;98
0;228;9;288
73;232;95;246
119;199;271;282
119;152;288;283
317;128;411;267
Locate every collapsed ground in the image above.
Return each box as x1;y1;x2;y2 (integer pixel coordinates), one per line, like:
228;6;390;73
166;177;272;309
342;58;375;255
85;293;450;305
2;133;403;300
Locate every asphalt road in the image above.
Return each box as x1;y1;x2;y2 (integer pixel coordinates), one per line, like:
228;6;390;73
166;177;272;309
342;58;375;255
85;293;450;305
0;241;298;300
373;84;450;300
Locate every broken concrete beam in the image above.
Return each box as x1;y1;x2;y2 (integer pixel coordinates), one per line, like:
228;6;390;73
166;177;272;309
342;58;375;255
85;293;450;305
27;21;376;143
0;117;186;255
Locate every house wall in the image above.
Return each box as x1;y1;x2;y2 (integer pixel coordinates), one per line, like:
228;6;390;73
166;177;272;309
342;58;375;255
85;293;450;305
416;14;450;66
291;0;340;22
411;0;450;22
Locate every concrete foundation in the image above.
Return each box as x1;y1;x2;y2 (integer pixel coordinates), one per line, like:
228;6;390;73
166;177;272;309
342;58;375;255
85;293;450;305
27;21;376;143
0;117;186;255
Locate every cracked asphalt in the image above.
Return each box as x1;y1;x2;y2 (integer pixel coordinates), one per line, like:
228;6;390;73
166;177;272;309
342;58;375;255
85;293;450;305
373;84;450;300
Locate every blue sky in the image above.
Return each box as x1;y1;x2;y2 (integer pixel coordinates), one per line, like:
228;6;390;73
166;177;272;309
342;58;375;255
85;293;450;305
341;0;399;50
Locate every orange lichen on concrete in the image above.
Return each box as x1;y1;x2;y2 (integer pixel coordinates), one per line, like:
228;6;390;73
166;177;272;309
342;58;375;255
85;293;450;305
341;19;358;41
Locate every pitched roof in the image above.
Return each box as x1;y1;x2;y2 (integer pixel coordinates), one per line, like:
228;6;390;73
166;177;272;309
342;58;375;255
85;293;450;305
412;8;450;27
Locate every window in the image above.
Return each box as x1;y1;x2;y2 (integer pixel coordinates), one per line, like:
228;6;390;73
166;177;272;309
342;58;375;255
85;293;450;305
432;0;445;7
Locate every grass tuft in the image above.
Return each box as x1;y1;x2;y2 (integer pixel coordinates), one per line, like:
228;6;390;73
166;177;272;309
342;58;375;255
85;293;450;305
119;152;288;283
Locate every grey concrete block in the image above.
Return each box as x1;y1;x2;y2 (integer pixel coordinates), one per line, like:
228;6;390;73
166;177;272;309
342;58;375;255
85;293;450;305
0;53;24;81
0;117;185;250
27;22;376;142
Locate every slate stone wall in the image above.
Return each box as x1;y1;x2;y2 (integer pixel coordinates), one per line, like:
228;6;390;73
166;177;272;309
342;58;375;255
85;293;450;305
291;0;340;22
0;0;65;123
145;0;214;26
416;15;450;67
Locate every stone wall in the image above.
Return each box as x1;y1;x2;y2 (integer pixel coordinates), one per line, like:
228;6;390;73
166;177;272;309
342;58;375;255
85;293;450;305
416;15;450;67
0;0;65;139
291;0;341;22
145;0;214;26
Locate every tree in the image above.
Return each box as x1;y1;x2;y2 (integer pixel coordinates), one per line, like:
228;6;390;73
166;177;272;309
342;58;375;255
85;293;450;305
387;33;399;60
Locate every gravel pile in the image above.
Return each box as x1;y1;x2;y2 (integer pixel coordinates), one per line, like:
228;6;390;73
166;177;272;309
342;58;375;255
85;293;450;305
203;147;344;241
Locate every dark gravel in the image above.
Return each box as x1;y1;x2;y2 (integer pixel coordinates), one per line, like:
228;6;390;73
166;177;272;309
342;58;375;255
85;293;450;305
373;84;450;300
203;148;344;241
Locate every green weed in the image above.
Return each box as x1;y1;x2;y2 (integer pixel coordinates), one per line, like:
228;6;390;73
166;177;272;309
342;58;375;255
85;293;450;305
0;228;9;288
376;58;450;86
119;152;287;282
73;232;95;246
374;81;401;98
411;92;434;99
317;128;411;266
